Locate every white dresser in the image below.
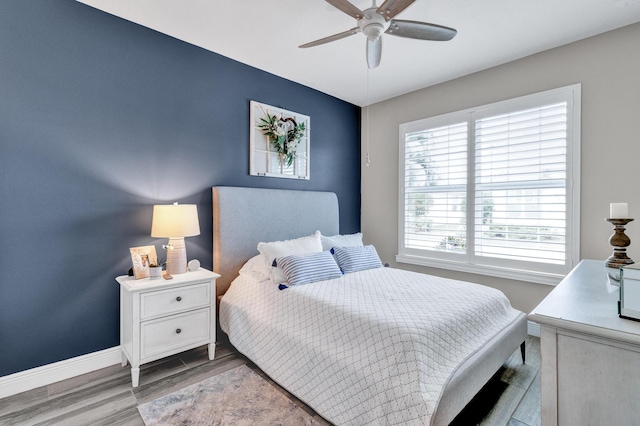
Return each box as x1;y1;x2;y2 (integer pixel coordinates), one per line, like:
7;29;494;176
117;268;219;387
529;259;640;425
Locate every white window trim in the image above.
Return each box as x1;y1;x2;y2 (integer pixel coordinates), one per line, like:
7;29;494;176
397;84;581;286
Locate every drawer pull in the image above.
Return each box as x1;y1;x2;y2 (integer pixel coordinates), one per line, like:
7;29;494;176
176;296;182;302
176;328;182;334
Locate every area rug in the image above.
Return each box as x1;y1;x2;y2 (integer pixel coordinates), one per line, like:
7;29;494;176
137;364;323;426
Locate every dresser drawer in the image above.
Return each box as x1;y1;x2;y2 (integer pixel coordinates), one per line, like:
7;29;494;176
140;308;210;361
140;282;210;319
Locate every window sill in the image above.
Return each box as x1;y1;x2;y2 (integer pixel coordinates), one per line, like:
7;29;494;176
395;254;564;286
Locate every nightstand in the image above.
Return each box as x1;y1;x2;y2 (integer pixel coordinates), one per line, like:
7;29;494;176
116;268;220;387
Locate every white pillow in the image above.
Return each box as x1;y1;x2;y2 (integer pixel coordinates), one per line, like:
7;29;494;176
321;232;363;251
257;231;323;284
238;254;271;281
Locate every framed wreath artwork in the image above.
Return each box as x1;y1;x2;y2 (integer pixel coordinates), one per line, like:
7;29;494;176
250;100;310;180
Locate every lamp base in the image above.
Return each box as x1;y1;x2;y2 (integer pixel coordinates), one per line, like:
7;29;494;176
165;237;187;275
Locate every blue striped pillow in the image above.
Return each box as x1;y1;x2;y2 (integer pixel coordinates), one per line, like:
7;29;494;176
332;245;382;273
275;250;343;286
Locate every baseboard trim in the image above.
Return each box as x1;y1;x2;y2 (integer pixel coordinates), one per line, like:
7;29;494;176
0;321;542;400
0;346;122;399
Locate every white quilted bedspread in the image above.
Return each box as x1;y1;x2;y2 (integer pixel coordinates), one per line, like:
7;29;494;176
219;267;521;425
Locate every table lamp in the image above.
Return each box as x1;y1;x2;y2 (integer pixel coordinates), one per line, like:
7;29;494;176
151;203;200;275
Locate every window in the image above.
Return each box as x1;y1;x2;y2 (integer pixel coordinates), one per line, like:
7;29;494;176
397;85;580;285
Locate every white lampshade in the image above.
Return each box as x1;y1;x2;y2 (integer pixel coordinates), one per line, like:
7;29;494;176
151;203;200;275
151;204;200;238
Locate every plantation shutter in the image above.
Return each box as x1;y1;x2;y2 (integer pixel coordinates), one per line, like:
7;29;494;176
403;121;468;256
473;103;568;267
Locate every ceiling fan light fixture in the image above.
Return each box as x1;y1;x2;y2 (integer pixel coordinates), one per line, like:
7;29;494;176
366;36;382;68
363;23;385;39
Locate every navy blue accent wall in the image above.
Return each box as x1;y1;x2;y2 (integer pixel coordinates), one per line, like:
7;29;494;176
0;1;360;376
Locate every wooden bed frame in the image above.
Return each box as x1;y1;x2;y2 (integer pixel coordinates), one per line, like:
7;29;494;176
212;186;527;425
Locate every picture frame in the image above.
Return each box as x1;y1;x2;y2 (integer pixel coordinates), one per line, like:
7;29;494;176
250;100;310;180
130;245;158;280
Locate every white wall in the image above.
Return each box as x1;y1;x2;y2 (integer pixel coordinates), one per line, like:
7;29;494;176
361;23;640;314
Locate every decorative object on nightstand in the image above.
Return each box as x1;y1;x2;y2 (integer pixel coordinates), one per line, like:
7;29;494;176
148;264;162;279
148;257;165;279
151;203;200;275
129;245;158;280
605;202;634;286
117;268;220;387
188;259;200;272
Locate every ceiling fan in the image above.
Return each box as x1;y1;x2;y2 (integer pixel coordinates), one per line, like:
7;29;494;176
299;0;457;69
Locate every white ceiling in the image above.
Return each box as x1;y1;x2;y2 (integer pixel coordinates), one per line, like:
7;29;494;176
77;0;640;106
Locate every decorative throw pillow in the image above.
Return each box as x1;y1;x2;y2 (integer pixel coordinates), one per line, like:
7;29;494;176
320;232;364;251
276;251;343;286
257;231;323;284
332;245;383;274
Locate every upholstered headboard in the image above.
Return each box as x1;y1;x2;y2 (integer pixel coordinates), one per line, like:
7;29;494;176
212;186;340;295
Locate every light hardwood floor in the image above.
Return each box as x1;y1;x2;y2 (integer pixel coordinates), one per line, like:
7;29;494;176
0;336;540;426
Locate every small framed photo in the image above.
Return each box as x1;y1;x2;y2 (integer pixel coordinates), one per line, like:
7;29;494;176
130;245;158;279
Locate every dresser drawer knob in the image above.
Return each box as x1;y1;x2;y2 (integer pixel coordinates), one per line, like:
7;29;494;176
176;296;182;302
176;328;182;334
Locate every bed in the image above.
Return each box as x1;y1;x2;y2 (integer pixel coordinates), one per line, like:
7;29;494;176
213;186;527;425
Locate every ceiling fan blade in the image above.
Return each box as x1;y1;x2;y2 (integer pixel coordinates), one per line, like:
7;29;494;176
325;0;365;20
299;27;359;48
366;37;382;69
376;0;415;21
386;19;457;41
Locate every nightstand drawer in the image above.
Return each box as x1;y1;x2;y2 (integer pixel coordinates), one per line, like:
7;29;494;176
140;308;210;361
140;282;210;319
